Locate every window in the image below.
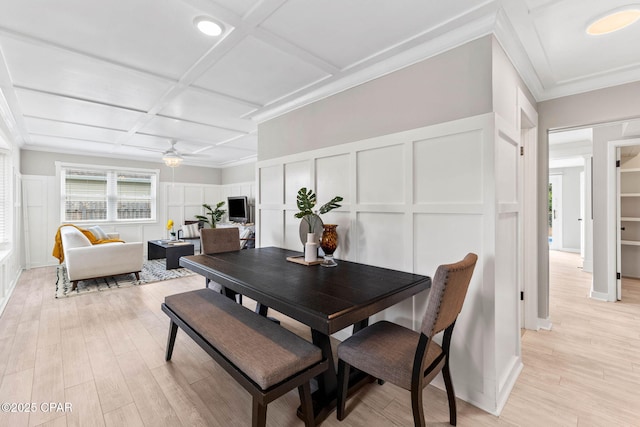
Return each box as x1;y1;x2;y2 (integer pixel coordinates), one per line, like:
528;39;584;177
60;164;157;223
0;152;8;242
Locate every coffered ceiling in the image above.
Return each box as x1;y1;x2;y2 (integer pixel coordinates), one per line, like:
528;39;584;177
1;0;639;167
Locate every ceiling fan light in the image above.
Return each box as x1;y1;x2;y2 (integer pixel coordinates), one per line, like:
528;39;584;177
586;8;640;35
194;16;223;36
163;153;183;168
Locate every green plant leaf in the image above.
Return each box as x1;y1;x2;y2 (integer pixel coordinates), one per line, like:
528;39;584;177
295;187;316;218
318;196;343;214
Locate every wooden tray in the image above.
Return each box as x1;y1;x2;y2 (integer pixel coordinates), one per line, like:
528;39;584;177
286;256;323;266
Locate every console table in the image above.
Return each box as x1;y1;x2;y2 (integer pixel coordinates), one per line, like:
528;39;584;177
148;240;194;269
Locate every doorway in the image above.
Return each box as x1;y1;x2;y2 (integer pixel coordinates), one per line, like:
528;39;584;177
614;143;640;300
548;175;562;250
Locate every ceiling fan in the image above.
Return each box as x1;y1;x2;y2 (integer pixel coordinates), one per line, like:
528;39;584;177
161;140;186;167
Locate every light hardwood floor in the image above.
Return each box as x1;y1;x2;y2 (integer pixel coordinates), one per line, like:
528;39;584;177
0;251;639;426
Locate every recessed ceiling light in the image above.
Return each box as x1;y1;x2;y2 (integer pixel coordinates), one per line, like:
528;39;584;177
586;7;640;35
194;16;223;37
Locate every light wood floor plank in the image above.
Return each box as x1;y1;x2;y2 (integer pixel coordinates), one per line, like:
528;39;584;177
29;344;65;427
1;251;639;426
115;350;182;426
65;380;105;427
84;328;134;415
0;368;34;427
103;403;144;427
60;327;93;389
5;320;39;375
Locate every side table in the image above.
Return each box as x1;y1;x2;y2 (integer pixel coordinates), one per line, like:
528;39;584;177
148;240;195;269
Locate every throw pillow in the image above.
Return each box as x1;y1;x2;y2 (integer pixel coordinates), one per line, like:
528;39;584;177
88;225;108;240
182;223;200;238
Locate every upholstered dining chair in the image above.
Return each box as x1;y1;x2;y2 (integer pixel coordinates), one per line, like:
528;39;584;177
200;228;241;297
200;227;241;255
336;252;478;427
200;228;277;322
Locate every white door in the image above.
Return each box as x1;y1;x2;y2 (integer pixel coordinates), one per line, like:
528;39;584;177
579;171;585;261
616;148;622;300
549;175;563;250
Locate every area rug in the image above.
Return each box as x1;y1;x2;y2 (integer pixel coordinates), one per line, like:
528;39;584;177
55;259;196;298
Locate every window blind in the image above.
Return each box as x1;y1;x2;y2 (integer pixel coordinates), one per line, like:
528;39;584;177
61;165;156;222
0;153;7;242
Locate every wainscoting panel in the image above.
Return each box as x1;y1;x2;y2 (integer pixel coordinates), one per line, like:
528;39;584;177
259;209;284;248
284;209;303;252
496;211;519;390
493;123;523;403
357;144;404;205
316;154;351;204
496;131;518;204
356;212;406;271
284;160;312;205
413;130;484;204
256;113;525;414
260;164;283;205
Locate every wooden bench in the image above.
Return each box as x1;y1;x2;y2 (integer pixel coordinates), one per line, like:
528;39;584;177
162;288;328;427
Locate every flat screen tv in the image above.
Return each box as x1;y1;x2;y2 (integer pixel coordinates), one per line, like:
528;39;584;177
227;196;249;223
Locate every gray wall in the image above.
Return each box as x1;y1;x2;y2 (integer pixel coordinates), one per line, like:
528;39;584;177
221;162;256;185
538;81;640;298
258;36;493;160
20;149;222;184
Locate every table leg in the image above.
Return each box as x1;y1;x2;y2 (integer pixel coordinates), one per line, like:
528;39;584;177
298;326;373;424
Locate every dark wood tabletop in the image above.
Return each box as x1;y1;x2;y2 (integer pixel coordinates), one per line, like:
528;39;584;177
179;246;431;335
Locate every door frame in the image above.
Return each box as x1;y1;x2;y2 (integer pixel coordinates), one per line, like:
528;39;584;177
606;138;640;301
518;89;540;331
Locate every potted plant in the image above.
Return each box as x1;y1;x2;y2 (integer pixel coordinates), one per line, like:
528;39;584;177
195;201;226;228
295;188;342;261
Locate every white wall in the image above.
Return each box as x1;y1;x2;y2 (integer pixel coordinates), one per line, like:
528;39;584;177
0;128;24;315
257;114;522;414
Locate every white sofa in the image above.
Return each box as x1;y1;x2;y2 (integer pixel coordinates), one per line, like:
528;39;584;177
59;225;144;290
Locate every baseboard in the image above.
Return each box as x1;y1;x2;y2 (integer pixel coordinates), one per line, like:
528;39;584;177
496;357;523;415
0;268;23;316
560;248;580;254
538;317;553;330
589;290;610;301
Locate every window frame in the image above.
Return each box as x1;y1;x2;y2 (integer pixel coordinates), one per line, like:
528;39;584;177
0;149;9;245
57;162;159;224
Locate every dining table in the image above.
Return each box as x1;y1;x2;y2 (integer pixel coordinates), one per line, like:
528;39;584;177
179;246;431;423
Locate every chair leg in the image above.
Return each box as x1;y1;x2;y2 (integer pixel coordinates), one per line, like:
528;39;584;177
252;398;267;427
165;320;178;361
442;360;457;426
336;359;350;421
411;383;426;427
298;382;316;427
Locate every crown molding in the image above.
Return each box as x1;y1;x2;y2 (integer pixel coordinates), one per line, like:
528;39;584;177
252;2;500;123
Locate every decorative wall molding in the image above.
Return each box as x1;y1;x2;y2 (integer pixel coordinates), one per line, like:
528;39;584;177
256;113;524;415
